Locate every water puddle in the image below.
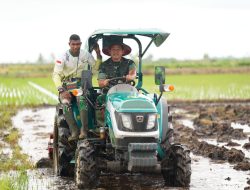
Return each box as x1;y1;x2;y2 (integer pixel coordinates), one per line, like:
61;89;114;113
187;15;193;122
191;154;249;190
232;122;250;134
11;107;250;189
12;107;55;163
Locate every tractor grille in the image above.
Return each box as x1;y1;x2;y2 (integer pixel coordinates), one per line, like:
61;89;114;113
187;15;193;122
115;112;157;132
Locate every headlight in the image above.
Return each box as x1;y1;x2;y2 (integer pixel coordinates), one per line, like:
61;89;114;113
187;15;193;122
159;84;175;92
147;114;156;129
71;89;83;96
121;114;133;130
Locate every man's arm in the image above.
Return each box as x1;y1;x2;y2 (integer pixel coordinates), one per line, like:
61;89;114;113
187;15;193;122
88;43;102;73
98;79;109;88
126;60;137;81
97;63;109;88
52;58;65;89
126;68;136;81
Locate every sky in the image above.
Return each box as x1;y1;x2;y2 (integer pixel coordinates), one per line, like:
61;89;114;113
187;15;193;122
0;0;250;63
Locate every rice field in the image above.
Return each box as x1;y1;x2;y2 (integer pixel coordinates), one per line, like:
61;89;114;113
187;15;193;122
143;74;250;100
0;73;250;106
0;77;57;106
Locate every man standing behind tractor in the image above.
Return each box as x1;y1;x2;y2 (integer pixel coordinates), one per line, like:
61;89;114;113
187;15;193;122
52;34;101;141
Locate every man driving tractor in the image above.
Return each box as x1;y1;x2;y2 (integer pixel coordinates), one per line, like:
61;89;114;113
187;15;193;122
96;36;137;127
98;36;136;87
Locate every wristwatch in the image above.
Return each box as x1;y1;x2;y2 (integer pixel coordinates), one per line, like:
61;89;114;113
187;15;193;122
57;87;65;93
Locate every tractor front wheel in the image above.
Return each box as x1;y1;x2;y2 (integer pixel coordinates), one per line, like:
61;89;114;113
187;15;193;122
161;144;191;187
75;139;99;189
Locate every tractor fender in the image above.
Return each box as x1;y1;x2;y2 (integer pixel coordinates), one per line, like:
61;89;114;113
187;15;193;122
159;98;172;143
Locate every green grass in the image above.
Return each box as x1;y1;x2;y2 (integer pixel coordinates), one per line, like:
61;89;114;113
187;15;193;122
1;73;250;106
0;105;33;172
142;74;250;100
0;170;28;190
142;57;250;69
29;77;57;94
0;77;57;106
0;64;54;78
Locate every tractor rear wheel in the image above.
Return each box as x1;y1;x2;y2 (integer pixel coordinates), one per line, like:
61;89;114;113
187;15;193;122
53;116;59;175
75;139;99;189
53;115;73;176
161;144;191;187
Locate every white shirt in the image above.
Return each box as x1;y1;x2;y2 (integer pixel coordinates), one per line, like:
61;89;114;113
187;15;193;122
52;49;95;88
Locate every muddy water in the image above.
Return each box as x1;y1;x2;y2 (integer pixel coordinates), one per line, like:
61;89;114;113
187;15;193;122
13;107;55;162
13;107;250;190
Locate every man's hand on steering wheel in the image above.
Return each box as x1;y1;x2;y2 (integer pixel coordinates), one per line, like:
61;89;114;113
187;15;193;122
125;74;136;86
102;79;110;87
107;77;126;87
102;76;136;89
125;74;134;82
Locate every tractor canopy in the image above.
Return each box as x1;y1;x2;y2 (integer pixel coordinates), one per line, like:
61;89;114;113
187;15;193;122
86;29;170;49
85;29;170;89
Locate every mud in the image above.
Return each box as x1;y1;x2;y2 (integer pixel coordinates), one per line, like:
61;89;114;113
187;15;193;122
12;107;55;163
26;153;250;190
11;101;250;189
36;158;53;168
226;140;241;147
243;143;250;150
173;101;250;173
234;161;250;171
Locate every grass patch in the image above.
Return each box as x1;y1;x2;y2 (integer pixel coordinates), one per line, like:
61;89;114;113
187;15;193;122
0;77;57;106
1;73;250;107
0;64;53;78
0;145;33;171
142;57;250;70
142;74;250;100
0;106;18;130
0;105;33;172
4;129;19;145
0;170;28;190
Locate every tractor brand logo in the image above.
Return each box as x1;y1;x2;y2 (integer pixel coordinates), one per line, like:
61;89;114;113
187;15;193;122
136;115;144;123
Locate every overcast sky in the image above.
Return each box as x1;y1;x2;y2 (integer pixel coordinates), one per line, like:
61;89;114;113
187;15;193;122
1;0;250;63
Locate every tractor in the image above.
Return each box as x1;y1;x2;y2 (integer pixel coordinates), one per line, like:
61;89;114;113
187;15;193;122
51;29;191;189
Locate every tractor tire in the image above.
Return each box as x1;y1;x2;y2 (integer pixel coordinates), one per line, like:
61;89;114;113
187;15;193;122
53;116;59;174
75;139;99;189
161;144;191;187
53;115;74;177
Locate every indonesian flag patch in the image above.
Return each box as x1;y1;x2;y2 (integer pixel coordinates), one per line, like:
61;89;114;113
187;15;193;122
56;60;62;64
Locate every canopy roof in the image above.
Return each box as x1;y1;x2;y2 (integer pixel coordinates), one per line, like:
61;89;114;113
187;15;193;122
89;29;170;47
90;28;169;36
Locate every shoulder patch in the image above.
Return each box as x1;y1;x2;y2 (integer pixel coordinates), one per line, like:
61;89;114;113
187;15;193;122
56;60;62;64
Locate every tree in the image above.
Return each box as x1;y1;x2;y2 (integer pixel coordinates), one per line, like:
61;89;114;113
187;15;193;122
36;53;45;64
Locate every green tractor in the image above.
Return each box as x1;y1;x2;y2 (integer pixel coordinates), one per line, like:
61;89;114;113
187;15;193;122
52;29;191;189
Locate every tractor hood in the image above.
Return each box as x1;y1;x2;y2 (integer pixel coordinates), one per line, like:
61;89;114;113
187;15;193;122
106;84;157;113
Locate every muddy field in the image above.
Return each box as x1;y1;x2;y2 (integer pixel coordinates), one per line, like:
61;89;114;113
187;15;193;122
12;101;250;190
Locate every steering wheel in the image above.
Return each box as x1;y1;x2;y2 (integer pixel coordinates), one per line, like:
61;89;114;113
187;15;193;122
104;77;136;91
108;77;126;87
